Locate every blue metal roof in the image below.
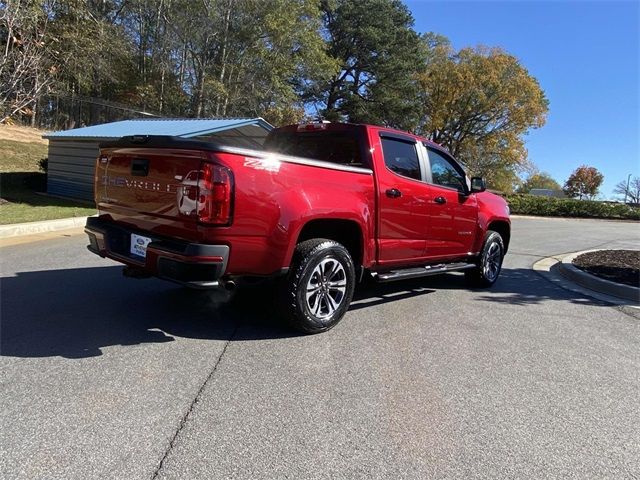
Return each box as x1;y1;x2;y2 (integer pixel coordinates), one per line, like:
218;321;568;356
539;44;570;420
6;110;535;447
43;117;272;140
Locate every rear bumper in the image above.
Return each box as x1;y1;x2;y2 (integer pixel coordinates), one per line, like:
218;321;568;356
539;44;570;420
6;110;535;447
85;216;229;289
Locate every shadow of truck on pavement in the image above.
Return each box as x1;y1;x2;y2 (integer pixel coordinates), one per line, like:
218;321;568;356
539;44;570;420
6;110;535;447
0;263;606;359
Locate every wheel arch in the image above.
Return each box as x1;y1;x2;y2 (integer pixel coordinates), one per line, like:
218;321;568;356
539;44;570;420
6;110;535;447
293;219;365;270
487;220;511;253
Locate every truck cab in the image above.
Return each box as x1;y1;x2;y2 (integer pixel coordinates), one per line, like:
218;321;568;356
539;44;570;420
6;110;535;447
264;123;510;269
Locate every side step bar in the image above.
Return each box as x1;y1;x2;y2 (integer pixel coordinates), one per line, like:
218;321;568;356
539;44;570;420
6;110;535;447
374;262;476;283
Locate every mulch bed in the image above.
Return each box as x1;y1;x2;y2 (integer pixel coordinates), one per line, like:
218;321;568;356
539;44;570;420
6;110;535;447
573;250;640;288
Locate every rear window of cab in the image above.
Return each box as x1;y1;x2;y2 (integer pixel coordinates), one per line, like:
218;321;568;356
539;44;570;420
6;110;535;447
263;130;367;168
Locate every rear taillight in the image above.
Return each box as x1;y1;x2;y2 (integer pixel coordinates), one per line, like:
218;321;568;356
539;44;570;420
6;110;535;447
197;162;233;225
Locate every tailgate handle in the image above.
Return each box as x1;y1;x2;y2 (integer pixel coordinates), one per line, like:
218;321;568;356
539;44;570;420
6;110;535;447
131;158;150;177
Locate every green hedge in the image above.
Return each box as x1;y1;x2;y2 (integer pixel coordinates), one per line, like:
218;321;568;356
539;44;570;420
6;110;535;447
504;194;640;220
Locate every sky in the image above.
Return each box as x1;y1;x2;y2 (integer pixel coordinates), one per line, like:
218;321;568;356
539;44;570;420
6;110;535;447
405;0;639;199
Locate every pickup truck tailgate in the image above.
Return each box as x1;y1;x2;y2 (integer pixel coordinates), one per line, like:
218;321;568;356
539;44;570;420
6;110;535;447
96;146;206;240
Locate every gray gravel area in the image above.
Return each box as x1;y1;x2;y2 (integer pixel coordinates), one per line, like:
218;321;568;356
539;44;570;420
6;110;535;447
1;217;639;479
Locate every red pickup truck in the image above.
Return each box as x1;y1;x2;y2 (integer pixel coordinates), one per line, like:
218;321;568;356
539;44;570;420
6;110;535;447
85;122;510;333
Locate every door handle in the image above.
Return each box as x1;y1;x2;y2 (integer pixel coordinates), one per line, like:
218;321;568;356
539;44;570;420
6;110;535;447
386;188;402;198
434;196;446;204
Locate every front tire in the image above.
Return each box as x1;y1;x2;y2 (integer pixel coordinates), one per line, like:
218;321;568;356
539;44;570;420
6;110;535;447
465;230;505;287
279;239;355;334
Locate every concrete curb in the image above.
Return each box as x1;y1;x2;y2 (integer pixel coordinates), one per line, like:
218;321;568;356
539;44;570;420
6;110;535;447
0;216;89;239
559;250;640;302
532;255;638;307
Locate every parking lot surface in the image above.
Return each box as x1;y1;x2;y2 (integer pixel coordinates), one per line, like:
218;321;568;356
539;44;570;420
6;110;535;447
1;217;639;479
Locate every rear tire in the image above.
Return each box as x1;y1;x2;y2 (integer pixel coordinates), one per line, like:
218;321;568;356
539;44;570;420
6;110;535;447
465;230;505;287
279;239;355;334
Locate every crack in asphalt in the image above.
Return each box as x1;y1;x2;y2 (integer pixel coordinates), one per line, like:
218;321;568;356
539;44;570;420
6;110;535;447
508;251;546;258
151;324;239;480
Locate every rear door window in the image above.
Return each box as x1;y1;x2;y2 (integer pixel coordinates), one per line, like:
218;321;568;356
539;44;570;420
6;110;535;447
381;137;421;181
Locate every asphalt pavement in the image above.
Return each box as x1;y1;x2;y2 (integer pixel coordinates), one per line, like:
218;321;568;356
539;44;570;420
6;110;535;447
1;217;639;479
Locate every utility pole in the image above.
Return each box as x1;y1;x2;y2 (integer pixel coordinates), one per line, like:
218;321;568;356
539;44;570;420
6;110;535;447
623;173;632;204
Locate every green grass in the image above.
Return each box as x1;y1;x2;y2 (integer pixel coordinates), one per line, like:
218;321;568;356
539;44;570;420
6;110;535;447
0;138;96;225
0;138;48;173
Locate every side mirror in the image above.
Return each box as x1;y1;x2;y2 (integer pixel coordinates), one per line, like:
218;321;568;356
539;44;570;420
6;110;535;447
470;177;486;193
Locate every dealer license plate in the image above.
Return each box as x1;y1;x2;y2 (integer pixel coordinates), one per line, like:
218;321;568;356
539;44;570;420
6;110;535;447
130;233;152;258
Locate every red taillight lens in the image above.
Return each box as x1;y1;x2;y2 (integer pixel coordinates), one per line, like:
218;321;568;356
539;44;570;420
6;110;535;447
197;162;233;225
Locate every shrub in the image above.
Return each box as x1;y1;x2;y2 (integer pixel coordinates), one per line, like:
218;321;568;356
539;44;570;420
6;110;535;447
38;158;48;173
504;194;640;220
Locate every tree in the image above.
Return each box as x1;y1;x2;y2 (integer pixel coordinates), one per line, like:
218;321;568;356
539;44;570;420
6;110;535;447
0;0;55;124
48;2;134;104
415;42;549;193
563;165;604;200
613;176;640;205
2;0;336;126
164;0;335;124
306;0;424;129
2;0;552;145
518;172;561;193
